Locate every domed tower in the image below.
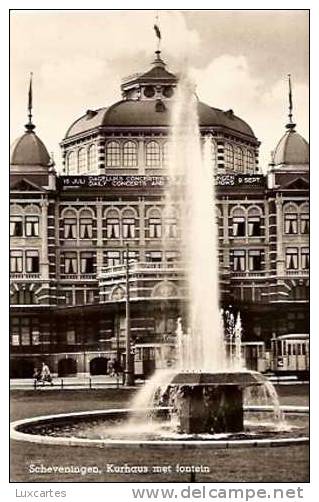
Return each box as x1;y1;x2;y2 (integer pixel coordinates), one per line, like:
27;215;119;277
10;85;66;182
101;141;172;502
61;49;260;176
267;75;309;307
10;76;55;190
268;74;309;189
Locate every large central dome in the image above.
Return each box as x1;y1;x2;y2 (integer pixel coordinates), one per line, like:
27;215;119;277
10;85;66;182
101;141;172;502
64;100;256;139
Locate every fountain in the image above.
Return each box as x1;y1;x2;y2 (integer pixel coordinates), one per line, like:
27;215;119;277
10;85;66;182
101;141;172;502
10;72;308;448
130;74;272;435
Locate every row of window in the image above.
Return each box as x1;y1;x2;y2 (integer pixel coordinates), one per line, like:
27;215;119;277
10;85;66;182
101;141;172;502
10;216;39;237
284;213;309;234
10;213;309;241
66;140;256;173
67;144;98;174
62;215;178;240
10;250;39;273
10;247;309;275
224;143;255;172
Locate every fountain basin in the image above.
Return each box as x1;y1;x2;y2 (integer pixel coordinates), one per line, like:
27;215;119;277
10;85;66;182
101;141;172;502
10;406;309;448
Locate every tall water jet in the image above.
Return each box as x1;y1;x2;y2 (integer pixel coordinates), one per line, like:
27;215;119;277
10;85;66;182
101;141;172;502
164;74;226;371
130;70;282;435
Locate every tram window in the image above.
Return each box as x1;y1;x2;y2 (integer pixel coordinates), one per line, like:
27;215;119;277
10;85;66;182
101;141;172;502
277;342;282;356
297;344;301;356
288;345;291;356
149;348;155;359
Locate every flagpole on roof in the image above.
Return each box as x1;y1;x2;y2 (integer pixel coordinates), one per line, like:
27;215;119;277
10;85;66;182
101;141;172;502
26;72;35;132
154;11;161;54
286;74;296;130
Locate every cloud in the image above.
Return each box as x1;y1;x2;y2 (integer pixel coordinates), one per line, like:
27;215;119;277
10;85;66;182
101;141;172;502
192;55;309;171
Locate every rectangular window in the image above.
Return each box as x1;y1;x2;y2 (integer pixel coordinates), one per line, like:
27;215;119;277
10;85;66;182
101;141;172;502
165;218;177;238
286;248;298;270
32;331;40;345
79;219;93;239
248;250;262;271
233;217;246;237
25;216;39;237
284;214;298;234
21;327;30;346
146;251;162;263
66;330;76;345
166;251;179;263
301;247;309;270
248;217;261;237
123;250;139;264
10;250;23;272
26;250;39;273
122;218;135;239
11;334;20;346
10;217;23;237
64;252;77;274
106;219;120;239
233;250;246;271
300;214;309;234
80;252;95;274
64;218;77;239
149;218;162;238
106;251;121;267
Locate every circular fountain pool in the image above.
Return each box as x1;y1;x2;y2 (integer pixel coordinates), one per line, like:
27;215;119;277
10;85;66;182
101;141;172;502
11;405;309;449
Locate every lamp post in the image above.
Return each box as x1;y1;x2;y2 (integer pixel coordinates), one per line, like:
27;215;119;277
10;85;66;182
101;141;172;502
124;243;135;386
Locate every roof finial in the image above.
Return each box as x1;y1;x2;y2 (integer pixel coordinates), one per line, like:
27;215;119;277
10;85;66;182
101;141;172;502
25;72;35;132
152;12;166;68
286;74;296;131
154;11;161;52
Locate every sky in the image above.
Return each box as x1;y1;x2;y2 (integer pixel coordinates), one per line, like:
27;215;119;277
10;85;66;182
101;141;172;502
10;10;309;172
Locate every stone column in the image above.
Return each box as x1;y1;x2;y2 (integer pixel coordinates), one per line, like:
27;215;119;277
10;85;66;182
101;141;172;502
138;139;145;174
275;194;285;276
139;199;146;261
96;202;103;275
40;198;49;280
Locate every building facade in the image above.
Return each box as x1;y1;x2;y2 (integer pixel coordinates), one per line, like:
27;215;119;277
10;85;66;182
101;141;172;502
10;51;309;377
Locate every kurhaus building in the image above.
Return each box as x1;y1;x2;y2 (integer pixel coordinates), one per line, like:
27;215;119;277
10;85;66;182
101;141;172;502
10;50;309;377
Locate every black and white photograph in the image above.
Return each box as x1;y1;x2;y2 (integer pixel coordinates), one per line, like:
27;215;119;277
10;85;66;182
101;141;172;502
9;9;309;486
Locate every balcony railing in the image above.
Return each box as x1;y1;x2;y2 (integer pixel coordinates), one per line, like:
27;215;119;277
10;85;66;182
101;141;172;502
286;269;309;276
100;261;185;277
10;272;41;280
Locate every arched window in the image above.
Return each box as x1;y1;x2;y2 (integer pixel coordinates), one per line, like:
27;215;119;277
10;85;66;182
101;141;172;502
300;203;309;234
106;141;121;167
147;207;162;238
123;141;138;167
247;206;262;237
244;150;255;173
231;207;246;237
67;151;77;174
88;144;97;172
163;207;177;238
105;208;120;239
62;208;77;239
78;148;87;173
224;143;234;170
122;208;136;239
283;203;298;234
234;146;243;172
79;209;93;239
146;141;161;167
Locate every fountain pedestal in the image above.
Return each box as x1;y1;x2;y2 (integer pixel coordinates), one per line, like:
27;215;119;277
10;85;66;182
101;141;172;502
177;385;243;433
167;371;266;435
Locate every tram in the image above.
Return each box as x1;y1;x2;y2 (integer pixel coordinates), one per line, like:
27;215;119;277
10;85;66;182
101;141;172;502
133;342;176;378
270;333;309;378
241;341;268;373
